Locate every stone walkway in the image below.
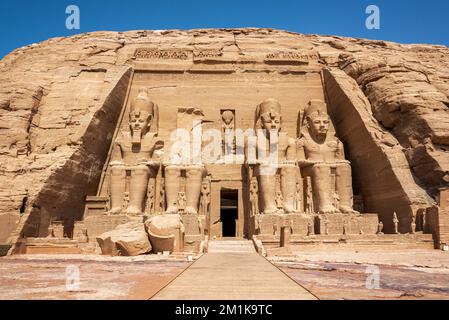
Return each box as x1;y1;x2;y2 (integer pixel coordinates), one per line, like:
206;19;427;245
151;240;317;300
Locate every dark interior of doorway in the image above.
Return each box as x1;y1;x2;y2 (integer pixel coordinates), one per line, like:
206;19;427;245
220;189;238;238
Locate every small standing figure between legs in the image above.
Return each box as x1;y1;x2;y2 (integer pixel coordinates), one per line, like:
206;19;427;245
377;221;384;235
393;212;400;234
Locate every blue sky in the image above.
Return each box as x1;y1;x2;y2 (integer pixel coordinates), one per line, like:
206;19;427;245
1;0;448;58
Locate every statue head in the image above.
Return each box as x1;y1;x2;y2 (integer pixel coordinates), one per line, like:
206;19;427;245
303;100;330;140
222;110;234;127
250;179;258;190
129;89;155;141
256;99;282;133
202;180;210;192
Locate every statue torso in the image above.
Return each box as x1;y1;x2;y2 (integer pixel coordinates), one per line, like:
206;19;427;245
301;134;340;163
117;131;163;165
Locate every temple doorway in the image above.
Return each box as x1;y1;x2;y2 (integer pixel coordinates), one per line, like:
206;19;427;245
220;189;239;238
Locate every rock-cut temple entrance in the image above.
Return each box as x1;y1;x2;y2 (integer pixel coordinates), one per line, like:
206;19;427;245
220;189;239;238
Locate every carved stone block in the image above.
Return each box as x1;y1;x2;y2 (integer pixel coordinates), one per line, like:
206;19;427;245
316;213;379;235
84;214;138;242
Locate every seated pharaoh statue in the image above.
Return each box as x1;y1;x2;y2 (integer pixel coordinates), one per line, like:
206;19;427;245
164;108;206;215
253;99;297;214
297;100;357;214
109;89;164;215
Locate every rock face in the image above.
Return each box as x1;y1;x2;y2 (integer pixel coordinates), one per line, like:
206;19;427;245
96;221;151;256
0;28;448;248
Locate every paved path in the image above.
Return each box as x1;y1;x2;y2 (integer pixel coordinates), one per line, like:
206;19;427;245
151;240;317;300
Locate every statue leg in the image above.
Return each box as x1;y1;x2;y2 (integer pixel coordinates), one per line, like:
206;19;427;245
312;164;336;214
185;166;204;215
164;165;180;214
336;163;357;213
127;165;150;215
258;165;277;214
109;165;126;214
281;165;296;213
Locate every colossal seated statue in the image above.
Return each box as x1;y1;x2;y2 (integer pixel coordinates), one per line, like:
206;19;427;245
164;107;206;215
297;100;357;214
109;89;164;215
253;99;297;214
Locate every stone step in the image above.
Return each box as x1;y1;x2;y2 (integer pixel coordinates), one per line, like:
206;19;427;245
207;240;256;253
152;251;316;300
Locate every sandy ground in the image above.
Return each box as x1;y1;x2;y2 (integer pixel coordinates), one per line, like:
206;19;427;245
271;248;449;300
2;249;449;300
0;254;191;300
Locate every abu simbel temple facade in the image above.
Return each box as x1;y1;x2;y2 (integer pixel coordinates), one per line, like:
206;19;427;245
0;29;448;257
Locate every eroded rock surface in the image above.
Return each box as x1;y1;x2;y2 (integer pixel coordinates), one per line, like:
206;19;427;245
97;221;151;256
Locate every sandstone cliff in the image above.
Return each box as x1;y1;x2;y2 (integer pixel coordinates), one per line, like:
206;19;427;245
0;28;448;243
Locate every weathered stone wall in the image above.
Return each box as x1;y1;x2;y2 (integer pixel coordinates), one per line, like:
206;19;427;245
0;29;448;244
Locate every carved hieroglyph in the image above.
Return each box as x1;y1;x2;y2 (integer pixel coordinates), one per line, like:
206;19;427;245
297;100;357;214
109;89;164;215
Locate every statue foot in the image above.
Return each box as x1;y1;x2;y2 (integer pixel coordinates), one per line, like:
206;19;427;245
319;205;337;214
165;206;179;214
184;206;198;215
125;206;142;216
109;207;122;215
339;205;358;214
283;205;295;214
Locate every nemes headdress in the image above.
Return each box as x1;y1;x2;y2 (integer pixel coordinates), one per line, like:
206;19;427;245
298;100;330;138
130;88;159;132
303;100;328;120
131;89;155;116
255;98;282;129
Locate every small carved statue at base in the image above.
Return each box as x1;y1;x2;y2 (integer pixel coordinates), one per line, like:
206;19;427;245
324;219;329;235
273;223;278;236
177;192;187;213
250;178;259;216
275;191;284;211
393;212;400;234
343;220;348;235
377;221;384;235
146;184;155;214
122;192;130;211
307;220;314;236
411;215;416;234
305;177;314;214
159;180;165;212
200;177;211;216
295;182;302;212
46;227;55;238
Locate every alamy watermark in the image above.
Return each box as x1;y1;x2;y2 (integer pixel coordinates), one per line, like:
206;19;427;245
365;5;381;30
66;5;80;30
365;265;381;289
66;265;80;291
